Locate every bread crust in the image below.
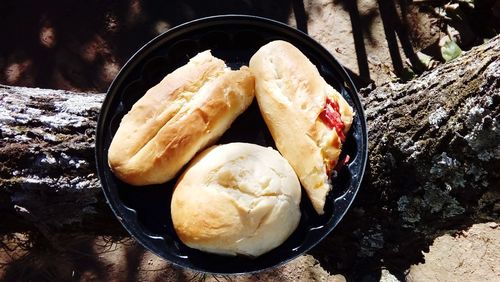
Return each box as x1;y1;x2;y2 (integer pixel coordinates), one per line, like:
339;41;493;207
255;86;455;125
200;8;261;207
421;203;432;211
108;51;255;185
171;143;301;257
249;41;354;214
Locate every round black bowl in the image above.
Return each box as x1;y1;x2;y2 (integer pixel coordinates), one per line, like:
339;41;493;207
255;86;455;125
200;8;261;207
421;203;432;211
95;15;368;274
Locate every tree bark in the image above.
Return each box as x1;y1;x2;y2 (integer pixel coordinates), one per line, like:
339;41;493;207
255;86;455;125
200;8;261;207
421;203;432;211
0;35;498;276
309;35;499;278
0;87;120;235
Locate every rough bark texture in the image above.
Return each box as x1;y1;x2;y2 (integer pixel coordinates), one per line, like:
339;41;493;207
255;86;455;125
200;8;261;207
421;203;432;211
309;35;499;279
0;87;120;236
0;36;498;279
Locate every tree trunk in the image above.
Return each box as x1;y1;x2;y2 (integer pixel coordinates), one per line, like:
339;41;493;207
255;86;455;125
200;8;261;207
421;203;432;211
1;35;498;277
0;87;120;235
309;35;499;278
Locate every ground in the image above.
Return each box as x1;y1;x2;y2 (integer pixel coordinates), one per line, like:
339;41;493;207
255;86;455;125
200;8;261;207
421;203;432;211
0;0;499;281
2;0;497;91
1;223;498;281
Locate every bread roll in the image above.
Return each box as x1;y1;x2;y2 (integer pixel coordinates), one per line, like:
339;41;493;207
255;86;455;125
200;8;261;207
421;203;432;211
108;51;255;185
171;143;301;257
249;40;354;214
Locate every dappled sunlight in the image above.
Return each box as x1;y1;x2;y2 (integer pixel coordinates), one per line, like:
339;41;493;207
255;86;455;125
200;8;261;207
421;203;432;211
154;20;171;35
80;35;110;63
0;0;498;91
127;0;144;24
0;233;102;281
101;60;120;83
39;25;56;48
4;59;33;85
0;233;177;281
0;0;296;92
0;1;498;281
104;12;120;33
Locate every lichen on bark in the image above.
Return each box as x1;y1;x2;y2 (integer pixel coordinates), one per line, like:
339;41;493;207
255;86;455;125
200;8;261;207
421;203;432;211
362;36;499;232
307;36;500;278
0;35;499;280
0;85;112;231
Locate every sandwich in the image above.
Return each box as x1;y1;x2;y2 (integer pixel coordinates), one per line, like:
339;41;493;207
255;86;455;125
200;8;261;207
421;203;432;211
249;40;354;214
108;51;255;185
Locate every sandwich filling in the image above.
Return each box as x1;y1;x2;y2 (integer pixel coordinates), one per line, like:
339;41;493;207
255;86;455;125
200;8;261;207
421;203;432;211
319;97;346;142
316;95;350;174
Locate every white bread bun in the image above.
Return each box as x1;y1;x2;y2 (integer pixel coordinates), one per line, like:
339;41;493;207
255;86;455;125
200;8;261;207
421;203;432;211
171;143;301;257
249;40;354;214
108;51;255;185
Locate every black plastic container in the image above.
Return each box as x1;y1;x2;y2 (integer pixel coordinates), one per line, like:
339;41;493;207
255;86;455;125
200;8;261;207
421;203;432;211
95;15;368;274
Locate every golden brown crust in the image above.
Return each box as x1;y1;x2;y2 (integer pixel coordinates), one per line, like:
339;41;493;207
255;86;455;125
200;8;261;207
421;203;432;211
171;143;301;257
108;51;255;185
249;40;354;214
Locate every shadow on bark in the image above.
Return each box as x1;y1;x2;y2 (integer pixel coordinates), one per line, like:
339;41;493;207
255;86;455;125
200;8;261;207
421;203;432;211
0;1;498;281
307;37;500;280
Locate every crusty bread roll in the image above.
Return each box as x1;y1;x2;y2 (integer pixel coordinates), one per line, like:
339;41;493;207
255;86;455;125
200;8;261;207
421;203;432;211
249;40;354;214
171;143;301;257
108;51;255;185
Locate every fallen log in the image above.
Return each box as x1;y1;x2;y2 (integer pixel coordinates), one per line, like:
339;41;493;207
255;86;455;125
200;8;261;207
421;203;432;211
0;87;118;234
310;35;499;278
0;35;498;277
